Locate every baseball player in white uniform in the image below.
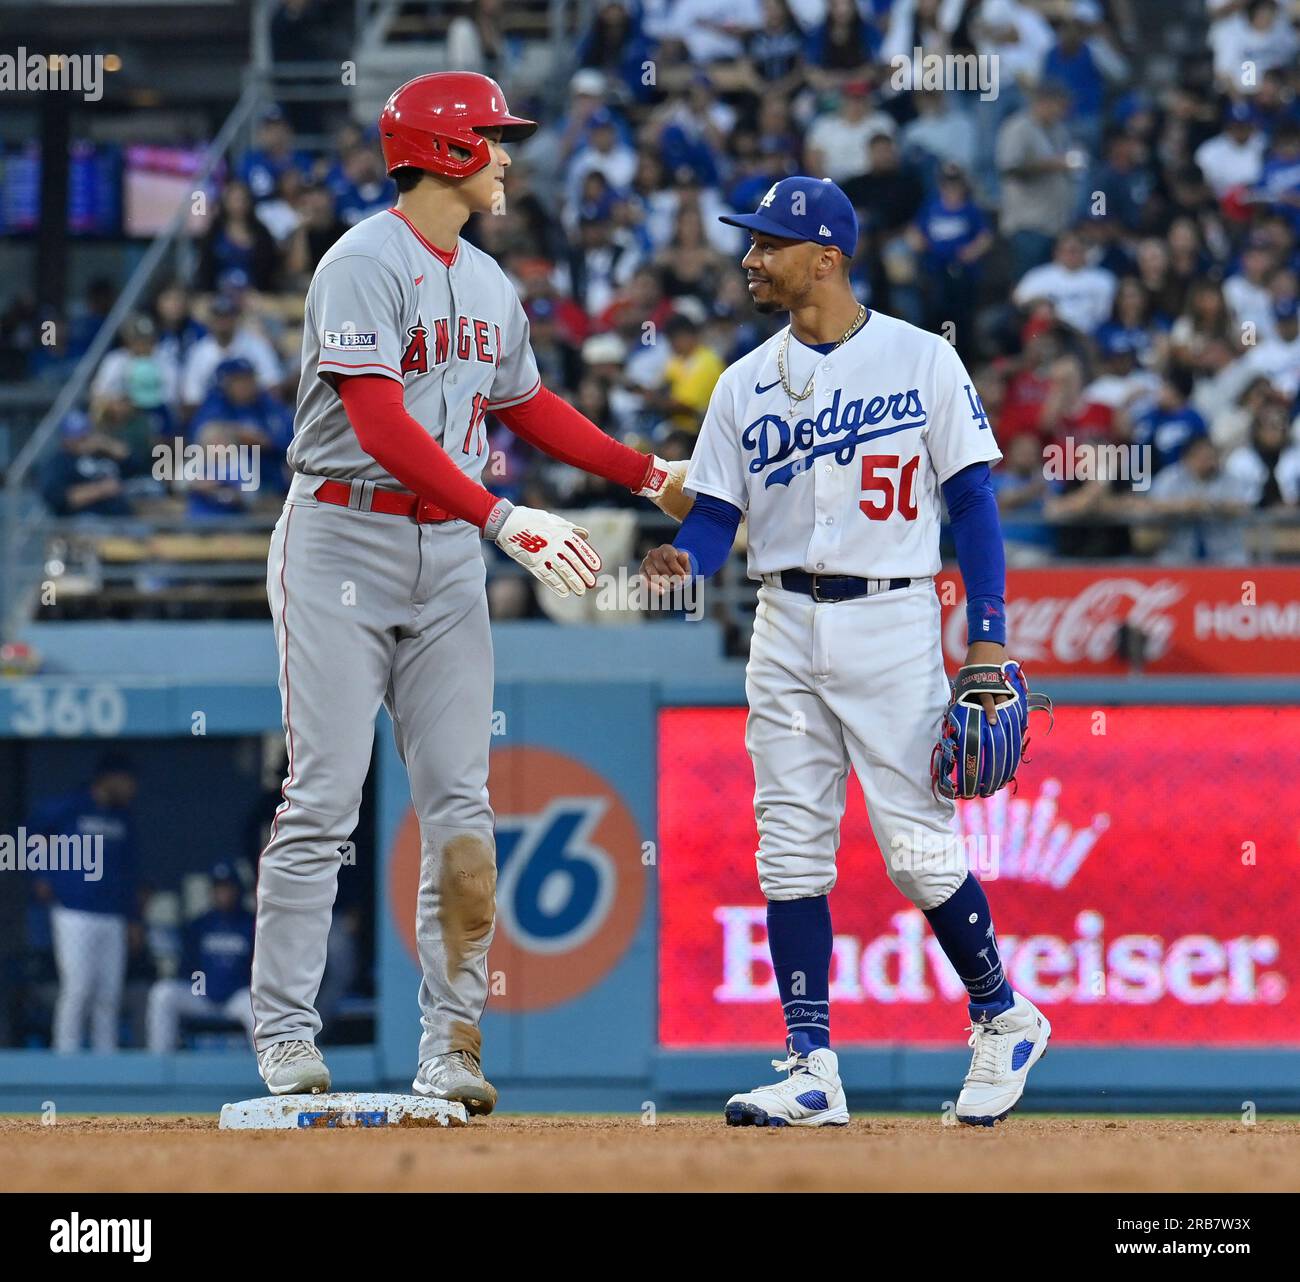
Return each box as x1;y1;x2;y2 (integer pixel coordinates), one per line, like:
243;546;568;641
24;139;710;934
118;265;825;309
643;177;1052;1127
252;73;688;1110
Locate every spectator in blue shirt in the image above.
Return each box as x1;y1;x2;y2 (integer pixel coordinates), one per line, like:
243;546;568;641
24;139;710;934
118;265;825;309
40;411;133;518
1043;15;1106;150
187;358;293;515
318;122;366;202
1255;121;1300;232
237;107;311;204
989;433;1060;565
577;1;657;104
146;864;256;1051
905;164;993;358
658;78;727;188
1133;367;1209;475
190;359;292;452
334;145;397;226
1091;130;1157;231
28;753;138;1051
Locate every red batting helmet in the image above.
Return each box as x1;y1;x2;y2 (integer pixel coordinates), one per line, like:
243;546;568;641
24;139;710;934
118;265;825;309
379;72;538;180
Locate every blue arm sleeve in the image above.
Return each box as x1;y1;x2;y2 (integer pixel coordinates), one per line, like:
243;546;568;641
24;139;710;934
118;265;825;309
941;462;1007;647
673;493;743;579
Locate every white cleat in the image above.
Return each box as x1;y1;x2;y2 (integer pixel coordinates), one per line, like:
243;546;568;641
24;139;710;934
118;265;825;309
956;992;1051;1126
258;1040;331;1096
724;1047;850;1128
412;1050;498;1116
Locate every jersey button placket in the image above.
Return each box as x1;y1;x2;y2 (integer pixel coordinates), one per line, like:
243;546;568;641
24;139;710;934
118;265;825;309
443;276;460;418
808;387;832;566
809;371;832;682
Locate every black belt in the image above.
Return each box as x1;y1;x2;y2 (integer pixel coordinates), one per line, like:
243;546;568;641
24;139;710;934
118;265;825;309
776;571;911;602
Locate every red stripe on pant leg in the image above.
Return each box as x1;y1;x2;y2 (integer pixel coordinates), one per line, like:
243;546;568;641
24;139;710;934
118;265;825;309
269;505;298;843
251;505;297;1048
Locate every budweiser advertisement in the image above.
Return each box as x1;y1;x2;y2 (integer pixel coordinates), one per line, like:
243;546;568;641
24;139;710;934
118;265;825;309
658;706;1300;1047
938;567;1300;675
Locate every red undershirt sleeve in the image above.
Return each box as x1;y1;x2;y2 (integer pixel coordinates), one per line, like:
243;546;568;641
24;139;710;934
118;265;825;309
492;385;654;491
336;374;500;530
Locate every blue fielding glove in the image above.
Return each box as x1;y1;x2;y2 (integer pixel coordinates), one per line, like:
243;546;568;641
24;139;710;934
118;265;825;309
931;661;1053;800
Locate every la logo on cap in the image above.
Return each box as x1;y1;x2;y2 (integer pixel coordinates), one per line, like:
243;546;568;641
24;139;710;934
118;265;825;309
760;183;778;208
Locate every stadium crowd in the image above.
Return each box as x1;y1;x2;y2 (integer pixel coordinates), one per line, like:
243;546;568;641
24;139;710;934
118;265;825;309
24;0;1300;584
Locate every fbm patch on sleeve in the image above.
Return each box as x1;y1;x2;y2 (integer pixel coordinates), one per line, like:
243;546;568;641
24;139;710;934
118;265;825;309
323;330;379;352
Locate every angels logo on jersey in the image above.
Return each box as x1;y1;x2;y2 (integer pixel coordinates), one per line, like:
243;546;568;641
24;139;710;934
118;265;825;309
741;386;928;488
400;322;428;374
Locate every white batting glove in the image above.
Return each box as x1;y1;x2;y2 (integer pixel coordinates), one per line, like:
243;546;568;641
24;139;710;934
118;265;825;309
495;505;602;598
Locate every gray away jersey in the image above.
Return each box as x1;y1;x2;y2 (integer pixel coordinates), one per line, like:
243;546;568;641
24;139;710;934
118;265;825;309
685;311;1002;579
288;207;541;484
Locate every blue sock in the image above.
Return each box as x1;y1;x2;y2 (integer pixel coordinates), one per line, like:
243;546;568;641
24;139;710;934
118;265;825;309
766;895;832;1056
923;874;1014;1020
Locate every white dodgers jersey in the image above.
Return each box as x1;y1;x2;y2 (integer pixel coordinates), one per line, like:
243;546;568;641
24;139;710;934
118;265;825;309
685;311;1001;578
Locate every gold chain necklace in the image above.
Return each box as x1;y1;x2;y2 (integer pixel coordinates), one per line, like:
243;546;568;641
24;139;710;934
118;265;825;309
777;304;867;412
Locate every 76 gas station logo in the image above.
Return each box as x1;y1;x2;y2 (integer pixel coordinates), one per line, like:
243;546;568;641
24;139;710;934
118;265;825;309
495;799;617;955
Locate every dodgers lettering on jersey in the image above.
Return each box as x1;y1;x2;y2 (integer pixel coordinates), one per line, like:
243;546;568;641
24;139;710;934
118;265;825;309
686;311;1000;578
288;208;541;485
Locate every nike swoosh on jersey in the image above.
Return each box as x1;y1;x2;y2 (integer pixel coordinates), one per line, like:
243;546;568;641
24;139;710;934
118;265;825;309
414;274;425;286
755;378;781;394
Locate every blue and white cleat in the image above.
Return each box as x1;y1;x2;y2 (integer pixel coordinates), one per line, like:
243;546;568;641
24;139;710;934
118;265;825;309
724;1047;850;1127
956;992;1051;1126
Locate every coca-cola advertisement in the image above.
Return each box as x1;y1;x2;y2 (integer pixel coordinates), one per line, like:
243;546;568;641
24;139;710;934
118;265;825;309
658;706;1299;1047
938;568;1300;675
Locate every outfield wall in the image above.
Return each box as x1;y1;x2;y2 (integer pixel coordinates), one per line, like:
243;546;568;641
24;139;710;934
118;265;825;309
1;621;1298;1114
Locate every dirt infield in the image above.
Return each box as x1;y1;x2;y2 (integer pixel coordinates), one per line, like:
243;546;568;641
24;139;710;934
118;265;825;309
2;1114;1296;1192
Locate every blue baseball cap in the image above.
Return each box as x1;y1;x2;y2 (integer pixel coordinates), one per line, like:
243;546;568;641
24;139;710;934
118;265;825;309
210;862;239;885
719;176;859;257
1275;295;1299;321
215;356;255;380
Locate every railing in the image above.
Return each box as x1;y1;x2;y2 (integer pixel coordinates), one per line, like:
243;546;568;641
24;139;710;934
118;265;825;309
17;504;1300;636
0;82;265;641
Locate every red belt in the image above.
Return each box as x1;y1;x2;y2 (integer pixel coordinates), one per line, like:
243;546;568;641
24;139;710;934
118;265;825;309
313;479;454;524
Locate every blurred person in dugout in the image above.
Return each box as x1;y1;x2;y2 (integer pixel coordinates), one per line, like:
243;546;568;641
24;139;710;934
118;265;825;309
147;864;255;1051
27;753;139;1052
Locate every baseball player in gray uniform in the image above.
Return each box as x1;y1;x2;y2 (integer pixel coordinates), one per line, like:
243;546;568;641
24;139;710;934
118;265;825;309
252;72;688;1111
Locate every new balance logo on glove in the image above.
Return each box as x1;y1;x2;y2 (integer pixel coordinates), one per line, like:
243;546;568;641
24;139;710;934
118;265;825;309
509;532;548;554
